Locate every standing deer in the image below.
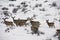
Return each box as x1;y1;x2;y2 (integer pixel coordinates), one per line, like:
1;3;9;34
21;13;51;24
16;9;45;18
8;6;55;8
30;21;40;35
46;20;55;28
3;18;14;26
3;18;14;32
12;17;27;26
27;16;41;35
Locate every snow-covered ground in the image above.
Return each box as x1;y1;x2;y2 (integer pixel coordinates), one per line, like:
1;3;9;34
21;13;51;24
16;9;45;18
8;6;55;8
0;0;60;40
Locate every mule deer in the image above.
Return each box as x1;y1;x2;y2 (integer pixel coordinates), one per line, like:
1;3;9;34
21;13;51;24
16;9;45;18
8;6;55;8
56;29;60;34
3;18;14;26
27;16;40;35
30;21;40;35
46;20;55;28
12;17;27;26
30;21;40;27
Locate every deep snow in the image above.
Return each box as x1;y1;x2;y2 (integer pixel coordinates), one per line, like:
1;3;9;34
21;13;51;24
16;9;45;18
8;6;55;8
0;0;60;40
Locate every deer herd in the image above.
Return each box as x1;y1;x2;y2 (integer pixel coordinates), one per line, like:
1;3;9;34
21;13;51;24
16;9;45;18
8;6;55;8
3;16;56;35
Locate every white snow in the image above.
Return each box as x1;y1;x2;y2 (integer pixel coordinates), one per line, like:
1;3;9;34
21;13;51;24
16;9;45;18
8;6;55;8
0;0;60;40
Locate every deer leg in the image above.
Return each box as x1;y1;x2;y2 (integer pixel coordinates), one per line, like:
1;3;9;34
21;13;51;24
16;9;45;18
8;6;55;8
54;25;55;28
31;32;35;35
58;36;60;40
37;31;40;36
49;26;50;28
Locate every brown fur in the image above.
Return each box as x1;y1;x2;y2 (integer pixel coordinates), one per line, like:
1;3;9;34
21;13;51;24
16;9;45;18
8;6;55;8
3;18;14;26
12;17;27;26
30;21;40;28
30;21;40;34
56;29;60;33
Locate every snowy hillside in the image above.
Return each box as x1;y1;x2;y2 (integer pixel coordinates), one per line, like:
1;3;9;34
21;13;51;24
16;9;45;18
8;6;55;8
0;0;60;40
